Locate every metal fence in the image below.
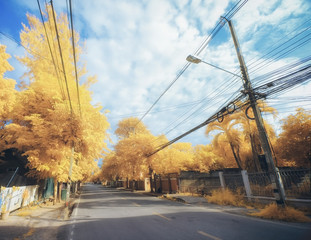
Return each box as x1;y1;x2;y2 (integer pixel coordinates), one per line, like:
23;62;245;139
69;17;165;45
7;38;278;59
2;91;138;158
280;169;311;199
179;168;311;200
248;169;311;199
248;171;274;197
223;173;245;194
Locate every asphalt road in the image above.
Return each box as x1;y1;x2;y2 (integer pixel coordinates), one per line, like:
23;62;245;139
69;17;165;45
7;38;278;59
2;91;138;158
63;184;311;240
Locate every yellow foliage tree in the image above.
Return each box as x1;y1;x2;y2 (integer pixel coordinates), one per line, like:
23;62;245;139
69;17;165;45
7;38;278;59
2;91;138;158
275;108;311;167
115;117;151;139
101;151;119;181
211;134;241;168
206;114;243;169
3;5;110;183
0;45;17;152
194;144;225;172
114;132;155;180
153;142;195;174
102;118;157;184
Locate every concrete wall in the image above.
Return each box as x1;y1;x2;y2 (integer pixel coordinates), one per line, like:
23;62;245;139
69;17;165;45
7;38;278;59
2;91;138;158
0;185;38;215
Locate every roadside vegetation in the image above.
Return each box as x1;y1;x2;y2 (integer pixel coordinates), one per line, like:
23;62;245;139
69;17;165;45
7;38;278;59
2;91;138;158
250;203;311;222
205;188;310;222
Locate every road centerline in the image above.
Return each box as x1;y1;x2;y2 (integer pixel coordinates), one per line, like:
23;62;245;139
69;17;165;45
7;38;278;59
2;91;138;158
198;230;222;240
132;202;141;207
153;212;171;221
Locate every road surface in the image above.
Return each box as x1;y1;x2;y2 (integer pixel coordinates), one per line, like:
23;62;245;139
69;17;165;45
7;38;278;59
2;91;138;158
61;183;311;240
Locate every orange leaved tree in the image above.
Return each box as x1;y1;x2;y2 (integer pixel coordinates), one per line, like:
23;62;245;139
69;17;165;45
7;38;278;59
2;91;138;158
205;114;243;169
0;45;17;152
275;108;311;167
3;5;110;199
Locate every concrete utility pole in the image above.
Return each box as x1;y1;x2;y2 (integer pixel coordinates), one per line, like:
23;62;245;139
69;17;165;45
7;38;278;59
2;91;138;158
66;145;74;206
225;18;286;205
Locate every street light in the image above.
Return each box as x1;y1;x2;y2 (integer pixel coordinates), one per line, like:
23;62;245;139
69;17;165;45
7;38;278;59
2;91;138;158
186;54;242;79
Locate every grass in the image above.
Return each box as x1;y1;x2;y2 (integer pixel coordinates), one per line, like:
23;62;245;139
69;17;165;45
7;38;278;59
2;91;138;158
250;203;311;222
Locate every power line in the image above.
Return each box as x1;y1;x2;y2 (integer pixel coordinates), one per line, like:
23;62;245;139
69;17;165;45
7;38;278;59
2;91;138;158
135;0;249;128
150;56;311;155
50;0;74;115
148;1;249;137
69;0;82;116
157;15;311;138
36;0;67;101
0;31;52;63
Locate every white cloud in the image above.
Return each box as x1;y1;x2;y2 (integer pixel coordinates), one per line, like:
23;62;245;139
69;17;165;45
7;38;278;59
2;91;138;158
3;0;311;150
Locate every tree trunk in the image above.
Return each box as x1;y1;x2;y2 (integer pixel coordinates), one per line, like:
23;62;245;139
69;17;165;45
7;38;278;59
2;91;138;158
149;167;153;193
159;175;162;193
58;182;63;202
229;142;242;169
132;180;135;192
168;174;172;194
74;182;78;193
154;173;157;193
53;179;58;205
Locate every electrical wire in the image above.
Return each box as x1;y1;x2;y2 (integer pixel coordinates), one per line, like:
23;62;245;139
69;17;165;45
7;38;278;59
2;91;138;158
134;0;249;128
150;56;311;155
156;14;311;138
36;0;67;102
69;0;82;116
50;0;74;115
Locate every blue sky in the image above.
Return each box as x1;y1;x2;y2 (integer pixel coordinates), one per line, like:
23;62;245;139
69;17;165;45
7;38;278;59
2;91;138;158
1;0;311;149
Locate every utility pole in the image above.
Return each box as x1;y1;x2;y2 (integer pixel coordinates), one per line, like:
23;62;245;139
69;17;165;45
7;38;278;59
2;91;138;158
225;18;286;205
66;145;74;206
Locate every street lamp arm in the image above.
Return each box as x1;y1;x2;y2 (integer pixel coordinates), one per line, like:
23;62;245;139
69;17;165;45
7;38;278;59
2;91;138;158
186;55;242;79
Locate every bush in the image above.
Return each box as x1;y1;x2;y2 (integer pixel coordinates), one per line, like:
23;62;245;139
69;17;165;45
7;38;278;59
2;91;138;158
250;203;311;222
205;188;245;207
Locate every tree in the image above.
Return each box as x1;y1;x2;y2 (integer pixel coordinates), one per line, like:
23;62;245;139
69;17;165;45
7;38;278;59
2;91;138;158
115;117;151;139
205;114;243;169
0;45;17;152
153;142;195;174
2;5;110;191
194;144;225;172
275;108;311;167
101;152;119;181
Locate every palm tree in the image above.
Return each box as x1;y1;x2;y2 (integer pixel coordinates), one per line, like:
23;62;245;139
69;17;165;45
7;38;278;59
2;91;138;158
206;114;243;169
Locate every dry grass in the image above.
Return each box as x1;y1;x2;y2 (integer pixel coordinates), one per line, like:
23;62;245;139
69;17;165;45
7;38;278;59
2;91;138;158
205;188;245;207
250;203;311;222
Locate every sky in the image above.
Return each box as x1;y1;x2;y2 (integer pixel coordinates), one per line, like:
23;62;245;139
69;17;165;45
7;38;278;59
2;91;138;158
0;0;311;150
